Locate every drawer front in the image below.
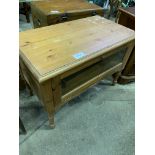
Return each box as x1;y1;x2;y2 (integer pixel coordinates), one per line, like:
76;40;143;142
47;10;104;25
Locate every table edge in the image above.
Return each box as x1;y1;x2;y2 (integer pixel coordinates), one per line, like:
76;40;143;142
20;35;135;83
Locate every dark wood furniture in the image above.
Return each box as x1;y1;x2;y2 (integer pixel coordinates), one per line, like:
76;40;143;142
19;2;31;23
31;0;104;28
116;6;135;84
20;65;33;95
19;69;26;90
19;16;135;128
108;0;122;19
19;117;27;134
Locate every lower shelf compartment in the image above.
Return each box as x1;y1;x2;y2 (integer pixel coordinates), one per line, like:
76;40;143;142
61;48;126;95
61;63;122;104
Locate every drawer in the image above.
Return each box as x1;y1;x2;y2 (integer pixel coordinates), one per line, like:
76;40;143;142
47;10;104;25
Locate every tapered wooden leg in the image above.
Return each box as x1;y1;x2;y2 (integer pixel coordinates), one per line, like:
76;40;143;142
39;80;55;129
26;83;33;96
48;113;55;129
26;12;30;23
19;117;26;134
112;71;121;85
115;11;121;23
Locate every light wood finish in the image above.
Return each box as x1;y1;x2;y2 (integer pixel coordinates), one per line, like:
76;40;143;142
20;16;134;82
51;76;61;109
31;0;104;28
19;16;135;128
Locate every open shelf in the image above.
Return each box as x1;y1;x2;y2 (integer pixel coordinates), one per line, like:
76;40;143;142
61;48;126;96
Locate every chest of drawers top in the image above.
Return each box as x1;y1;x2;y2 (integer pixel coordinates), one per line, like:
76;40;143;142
31;0;103;15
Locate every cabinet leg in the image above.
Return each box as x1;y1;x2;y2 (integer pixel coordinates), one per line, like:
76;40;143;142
23;2;30;23
26;13;30;23
19;117;26;134
39;81;56;129
26;83;33;96
112;71;121;85
48;113;55;129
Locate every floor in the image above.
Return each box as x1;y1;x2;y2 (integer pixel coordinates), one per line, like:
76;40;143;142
19;14;135;155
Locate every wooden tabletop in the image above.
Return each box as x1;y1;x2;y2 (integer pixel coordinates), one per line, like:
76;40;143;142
19;16;135;82
31;0;103;15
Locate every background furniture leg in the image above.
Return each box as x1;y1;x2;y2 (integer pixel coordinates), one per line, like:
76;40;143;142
23;2;30;23
48;113;55;129
26;83;33;96
19;117;26;134
112;71;121;85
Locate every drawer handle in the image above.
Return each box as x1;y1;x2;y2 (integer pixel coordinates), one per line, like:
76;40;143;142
60;13;68;21
92;11;97;16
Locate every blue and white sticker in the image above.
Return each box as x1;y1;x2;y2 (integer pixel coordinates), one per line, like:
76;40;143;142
50;10;60;14
73;52;86;59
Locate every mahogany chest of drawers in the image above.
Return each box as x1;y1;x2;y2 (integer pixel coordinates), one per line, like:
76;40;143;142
31;0;104;28
116;6;135;84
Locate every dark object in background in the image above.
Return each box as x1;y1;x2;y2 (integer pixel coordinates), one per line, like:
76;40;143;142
128;1;135;7
19;65;33;96
19;117;26;134
93;0;105;7
31;0;104;28
122;0;135;7
19;2;31;23
108;0;122;18
19;68;26;90
116;6;135;84
107;0;135;18
87;0;109;8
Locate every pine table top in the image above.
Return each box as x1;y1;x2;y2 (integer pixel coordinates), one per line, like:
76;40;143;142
19;16;135;82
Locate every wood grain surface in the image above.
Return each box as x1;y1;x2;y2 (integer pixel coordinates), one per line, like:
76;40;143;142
20;16;135;83
31;0;103;15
